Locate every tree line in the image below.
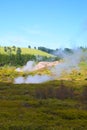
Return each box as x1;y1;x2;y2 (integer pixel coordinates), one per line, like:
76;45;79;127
0;45;86;66
38;46;87;55
0;46;59;66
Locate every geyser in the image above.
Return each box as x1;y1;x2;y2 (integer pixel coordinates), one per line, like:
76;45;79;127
14;48;87;84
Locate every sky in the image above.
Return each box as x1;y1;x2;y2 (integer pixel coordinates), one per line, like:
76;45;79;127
0;0;87;49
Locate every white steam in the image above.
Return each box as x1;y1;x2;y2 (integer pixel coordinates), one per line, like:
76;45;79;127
15;61;35;72
14;75;53;84
52;49;84;76
14;48;87;84
14;77;25;84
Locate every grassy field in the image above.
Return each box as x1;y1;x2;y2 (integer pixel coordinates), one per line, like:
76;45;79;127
0;80;87;129
0;47;52;57
0;60;87;129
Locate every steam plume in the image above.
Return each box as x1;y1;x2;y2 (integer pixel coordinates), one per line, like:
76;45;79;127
14;48;87;84
14;75;53;84
15;61;35;72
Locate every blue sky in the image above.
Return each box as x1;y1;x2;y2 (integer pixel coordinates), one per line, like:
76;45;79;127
0;0;87;49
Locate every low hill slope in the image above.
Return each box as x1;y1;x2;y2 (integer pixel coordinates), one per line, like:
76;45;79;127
0;47;52;57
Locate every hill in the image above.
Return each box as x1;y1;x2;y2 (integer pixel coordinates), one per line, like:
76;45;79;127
0;46;52;57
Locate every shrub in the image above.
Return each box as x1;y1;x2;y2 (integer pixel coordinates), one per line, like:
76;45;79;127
55;82;74;100
34;88;47;99
80;86;87;103
34;86;55;99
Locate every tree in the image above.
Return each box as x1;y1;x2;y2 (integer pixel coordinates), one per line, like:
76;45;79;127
34;46;36;49
12;46;16;51
56;48;59;51
16;48;22;64
4;46;7;52
64;48;73;54
16;47;21;55
28;45;31;48
38;46;54;54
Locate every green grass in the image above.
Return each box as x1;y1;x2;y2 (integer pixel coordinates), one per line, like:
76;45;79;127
0;46;52;57
0;60;87;129
21;48;52;56
0;81;87;129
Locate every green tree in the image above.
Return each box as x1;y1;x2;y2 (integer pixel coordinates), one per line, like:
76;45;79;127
64;48;73;53
28;45;31;48
16;48;22;65
4;46;7;52
12;45;16;51
34;46;36;49
17;47;21;55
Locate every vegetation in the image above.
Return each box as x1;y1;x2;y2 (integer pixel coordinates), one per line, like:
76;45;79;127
0;46;56;66
0;45;86;66
0;80;87;129
0;46;52;56
0;60;87;83
0;46;87;129
38;46;87;55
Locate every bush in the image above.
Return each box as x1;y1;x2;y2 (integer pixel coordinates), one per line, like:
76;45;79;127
34;82;75;100
80;86;87;103
34;88;47;99
55;82;74;100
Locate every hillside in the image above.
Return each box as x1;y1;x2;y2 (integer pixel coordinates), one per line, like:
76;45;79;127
0;46;52;57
